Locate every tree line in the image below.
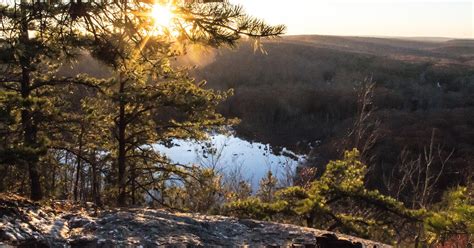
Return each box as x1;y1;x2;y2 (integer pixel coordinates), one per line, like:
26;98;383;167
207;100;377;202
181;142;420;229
193;39;473;210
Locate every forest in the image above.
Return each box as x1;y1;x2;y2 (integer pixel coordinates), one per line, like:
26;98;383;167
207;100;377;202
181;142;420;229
0;0;472;247
192;36;474;202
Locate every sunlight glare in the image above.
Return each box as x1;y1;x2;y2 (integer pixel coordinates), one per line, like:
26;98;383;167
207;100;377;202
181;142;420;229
151;3;175;30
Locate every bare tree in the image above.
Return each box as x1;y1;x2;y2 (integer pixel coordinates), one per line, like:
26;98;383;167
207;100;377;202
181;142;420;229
384;129;454;208
343;77;381;166
278;157;297;188
195;136;229;171
222;162;253;201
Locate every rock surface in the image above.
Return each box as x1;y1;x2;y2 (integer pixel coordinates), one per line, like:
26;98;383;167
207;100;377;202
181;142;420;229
0;194;391;247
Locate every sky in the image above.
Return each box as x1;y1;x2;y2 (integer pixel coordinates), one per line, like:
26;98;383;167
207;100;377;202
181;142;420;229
230;0;473;39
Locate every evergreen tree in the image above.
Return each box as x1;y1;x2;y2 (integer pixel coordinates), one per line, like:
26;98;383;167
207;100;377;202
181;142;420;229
0;1;98;200
75;0;284;205
257;170;278;202
424;186;473;246
226;149;425;243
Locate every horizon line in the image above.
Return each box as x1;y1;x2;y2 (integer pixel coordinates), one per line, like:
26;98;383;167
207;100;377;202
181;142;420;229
280;33;474;41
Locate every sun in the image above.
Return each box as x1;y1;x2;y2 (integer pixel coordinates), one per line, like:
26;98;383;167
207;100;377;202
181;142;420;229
150;3;176;29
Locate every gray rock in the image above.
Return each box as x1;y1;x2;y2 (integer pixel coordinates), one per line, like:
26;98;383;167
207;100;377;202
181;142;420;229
0;196;391;248
1;231;17;241
69;216;94;229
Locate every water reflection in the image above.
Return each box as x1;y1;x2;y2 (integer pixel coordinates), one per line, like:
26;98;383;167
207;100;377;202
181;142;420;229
154;134;306;189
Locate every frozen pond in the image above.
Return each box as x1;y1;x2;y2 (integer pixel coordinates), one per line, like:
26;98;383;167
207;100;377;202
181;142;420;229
154;134;306;190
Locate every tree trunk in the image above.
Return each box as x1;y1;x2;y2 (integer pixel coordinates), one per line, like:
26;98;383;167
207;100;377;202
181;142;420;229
73;127;84;202
22;104;42;201
117;78;127;206
20;0;42;201
51;163;56;198
63;152;69;199
91;152;102;207
0;165;8;192
131;162;136;205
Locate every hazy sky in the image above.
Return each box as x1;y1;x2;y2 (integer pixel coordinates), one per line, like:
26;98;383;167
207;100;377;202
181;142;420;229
230;0;473;38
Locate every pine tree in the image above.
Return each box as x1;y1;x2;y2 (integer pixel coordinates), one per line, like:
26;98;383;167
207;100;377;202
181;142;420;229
226;149;425;243
0;1;99;200
257;170;278;202
424;186;473;246
74;0;284;205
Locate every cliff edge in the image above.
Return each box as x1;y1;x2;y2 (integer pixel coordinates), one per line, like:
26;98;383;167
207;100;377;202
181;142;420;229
0;194;390;247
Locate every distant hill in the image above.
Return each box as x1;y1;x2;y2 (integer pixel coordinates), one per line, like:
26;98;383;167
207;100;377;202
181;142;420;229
283;35;473;60
364;36;462;43
193;35;474;90
190;35;474;196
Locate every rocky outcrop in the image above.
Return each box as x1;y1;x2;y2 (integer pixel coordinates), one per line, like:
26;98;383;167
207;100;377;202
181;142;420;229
0;194;391;247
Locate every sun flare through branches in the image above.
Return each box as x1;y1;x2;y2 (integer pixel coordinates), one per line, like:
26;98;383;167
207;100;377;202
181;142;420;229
150;2;177;34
